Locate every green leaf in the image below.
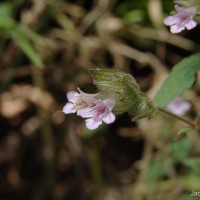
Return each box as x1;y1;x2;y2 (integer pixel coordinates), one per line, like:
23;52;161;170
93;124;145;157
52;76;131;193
145;158;170;183
169;137;193;162
18;25;52;47
0;3;16;30
11;31;44;68
123;10;144;24
154;53;200;107
0;17;16;30
0;3;12;17
180;175;200;190
182;158;200;171
177;127;192;136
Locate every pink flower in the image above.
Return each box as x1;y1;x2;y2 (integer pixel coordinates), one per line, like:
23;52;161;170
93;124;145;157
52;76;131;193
164;5;197;33
166;96;191;116
62;89;116;130
82;99;116;130
62;88;98;117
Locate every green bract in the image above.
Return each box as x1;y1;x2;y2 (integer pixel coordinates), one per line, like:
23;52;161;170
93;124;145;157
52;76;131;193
89;69;157;121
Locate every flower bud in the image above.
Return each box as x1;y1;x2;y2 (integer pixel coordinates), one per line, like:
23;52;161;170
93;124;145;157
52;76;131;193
89;69;157;121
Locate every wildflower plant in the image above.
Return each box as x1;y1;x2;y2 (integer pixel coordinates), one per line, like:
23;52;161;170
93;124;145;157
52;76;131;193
63;0;200;131
63;70;157;130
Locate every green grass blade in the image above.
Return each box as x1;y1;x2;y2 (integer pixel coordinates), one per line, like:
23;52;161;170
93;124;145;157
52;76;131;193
18;25;52;47
11;31;44;68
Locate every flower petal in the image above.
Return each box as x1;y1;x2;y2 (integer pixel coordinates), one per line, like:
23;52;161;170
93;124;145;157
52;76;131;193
166;96;191;116
103;98;116;110
78;88;98;98
164;16;178;26
185;20;197;30
181;102;191;111
85;118;102;130
170;24;184;33
103;112;115;124
77;107;94;118
67;91;79;103
175;5;186;13
62;103;76;114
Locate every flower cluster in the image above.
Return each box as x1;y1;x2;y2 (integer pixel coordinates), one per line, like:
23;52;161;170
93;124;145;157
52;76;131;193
164;5;197;33
62;88;116;130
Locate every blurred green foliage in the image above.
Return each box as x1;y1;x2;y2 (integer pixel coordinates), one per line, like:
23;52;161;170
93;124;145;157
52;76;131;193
0;2;49;68
0;0;199;200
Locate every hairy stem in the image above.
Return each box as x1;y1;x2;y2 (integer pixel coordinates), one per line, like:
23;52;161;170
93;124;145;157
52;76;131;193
158;107;197;129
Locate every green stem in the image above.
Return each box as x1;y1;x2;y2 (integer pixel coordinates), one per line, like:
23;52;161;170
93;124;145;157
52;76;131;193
158;107;197;129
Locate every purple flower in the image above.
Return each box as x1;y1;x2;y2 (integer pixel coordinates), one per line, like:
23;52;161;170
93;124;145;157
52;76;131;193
62;89;116;130
166;96;191;116
83;99;116;130
164;5;197;33
62;88;98;116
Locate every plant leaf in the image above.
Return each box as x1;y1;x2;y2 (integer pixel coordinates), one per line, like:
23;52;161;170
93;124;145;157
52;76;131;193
154;53;200;107
18;25;52;47
11;31;44;68
0;17;16;30
0;3;12;18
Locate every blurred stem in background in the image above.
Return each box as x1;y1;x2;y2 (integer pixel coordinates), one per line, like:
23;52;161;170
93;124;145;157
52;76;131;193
32;68;57;200
158;107;198;129
86;145;103;200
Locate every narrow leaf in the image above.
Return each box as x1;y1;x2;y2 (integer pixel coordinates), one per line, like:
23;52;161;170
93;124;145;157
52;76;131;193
154;53;200;107
0;3;12;17
0;17;16;30
18;25;52;47
11;31;44;68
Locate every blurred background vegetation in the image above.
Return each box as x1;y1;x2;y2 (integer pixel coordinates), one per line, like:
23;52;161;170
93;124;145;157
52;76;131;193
0;0;200;200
